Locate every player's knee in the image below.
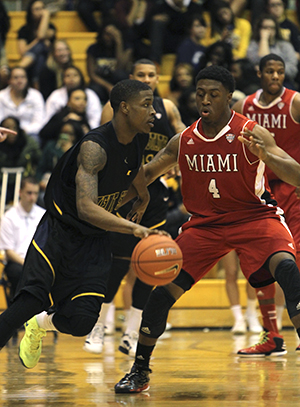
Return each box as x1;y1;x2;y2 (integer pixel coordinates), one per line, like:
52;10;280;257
68;314;98;337
140;286;176;339
275;259;300;318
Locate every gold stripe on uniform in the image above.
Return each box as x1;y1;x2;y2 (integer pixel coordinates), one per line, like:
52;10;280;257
53;200;62;215
71;292;105;301
49;293;54;307
32;239;55;283
116;212;166;230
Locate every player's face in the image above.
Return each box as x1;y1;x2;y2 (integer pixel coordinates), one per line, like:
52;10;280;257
196;79;232;123
258;60;285;95
126;89;156;133
130;64;158;92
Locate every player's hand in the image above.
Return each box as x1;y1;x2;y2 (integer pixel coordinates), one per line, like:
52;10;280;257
133;226;170;239
238;127;268;161
0;127;17;142
126;194;150;224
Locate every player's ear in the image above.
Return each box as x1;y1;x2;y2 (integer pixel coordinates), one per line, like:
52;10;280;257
120;101;129;115
257;70;262;79
228;92;233;105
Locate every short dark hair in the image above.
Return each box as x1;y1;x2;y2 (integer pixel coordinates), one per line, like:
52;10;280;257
21;176;39;190
110;79;152;112
131;59;156;74
259;53;285;71
195;65;235;93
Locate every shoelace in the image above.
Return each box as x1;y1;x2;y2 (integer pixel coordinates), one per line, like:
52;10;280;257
250;331;269;349
90;325;103;343
28;329;46;351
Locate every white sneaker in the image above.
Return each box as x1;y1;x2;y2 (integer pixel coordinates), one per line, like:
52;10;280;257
231;318;247;335
165;322;172;331
83;323;104;354
118;331;138;358
104;321;115;336
246;313;263;334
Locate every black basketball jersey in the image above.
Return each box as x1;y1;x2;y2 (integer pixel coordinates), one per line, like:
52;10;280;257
44;122;149;235
117;96;174;228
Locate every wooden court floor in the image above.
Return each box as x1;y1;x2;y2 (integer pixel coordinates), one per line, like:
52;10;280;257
0;329;300;407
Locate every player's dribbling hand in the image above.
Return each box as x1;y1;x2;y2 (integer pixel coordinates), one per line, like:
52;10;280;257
133;225;171;239
238;127;268;161
0;127;17;142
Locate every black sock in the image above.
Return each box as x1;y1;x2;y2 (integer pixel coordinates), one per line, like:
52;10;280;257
134;342;155;370
0;292;44;347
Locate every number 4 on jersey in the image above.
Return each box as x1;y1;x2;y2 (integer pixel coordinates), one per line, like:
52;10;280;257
209;179;220;198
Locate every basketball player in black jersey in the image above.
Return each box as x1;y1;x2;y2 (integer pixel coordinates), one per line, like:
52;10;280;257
0;79;168;369
83;59;186;356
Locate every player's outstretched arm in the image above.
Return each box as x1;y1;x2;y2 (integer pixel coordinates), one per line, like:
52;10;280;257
126;165;150;224
239;125;300;187
0;127;17;142
144;133;180;185
75;140;163;238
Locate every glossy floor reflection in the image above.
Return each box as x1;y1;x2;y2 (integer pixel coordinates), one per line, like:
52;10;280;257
0;328;300;406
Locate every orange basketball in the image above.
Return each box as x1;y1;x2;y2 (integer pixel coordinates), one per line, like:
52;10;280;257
131;234;183;286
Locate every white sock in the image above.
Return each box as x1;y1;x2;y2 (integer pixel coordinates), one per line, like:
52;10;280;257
125;306;142;334
276;305;284;324
246;299;257;316
36;311;57;331
231;305;243;321
97;302;112;325
105;302;115;325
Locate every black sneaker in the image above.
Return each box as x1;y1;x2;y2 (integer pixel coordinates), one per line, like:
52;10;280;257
115;364;151;393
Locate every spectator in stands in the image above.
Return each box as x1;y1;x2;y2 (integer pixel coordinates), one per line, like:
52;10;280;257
0;0;10;90
45;65;101;130
0;116;42;204
178;86;198;127
0;67;45;142
0;176;45;299
113;0;156;60
247;14;298;88
36;119;84;202
86;22;132;104
166;63;194;107
176;14;207;70
196;40;234;72
39;39;73;100
17;0;56;88
147;0;204;67
39;87;90;148
76;0;115;32
230;58;260;95
202;0;252;60
265;0;300;60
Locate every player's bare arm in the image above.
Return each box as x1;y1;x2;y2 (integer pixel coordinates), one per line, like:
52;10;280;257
291;93;300;123
239;125;300;187
125;165;150;223
100;101;113;125
163;98;186;133
144;133;180;185
75;141;152;238
231;99;244;114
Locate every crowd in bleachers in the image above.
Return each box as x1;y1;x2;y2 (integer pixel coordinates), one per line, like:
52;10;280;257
0;0;299;198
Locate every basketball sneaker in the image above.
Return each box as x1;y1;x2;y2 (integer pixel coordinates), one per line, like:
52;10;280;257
19;316;47;369
231;318;247;335
115;364;151;393
83;323;104;354
119;331;138;357
295;343;300;353
237;331;287;357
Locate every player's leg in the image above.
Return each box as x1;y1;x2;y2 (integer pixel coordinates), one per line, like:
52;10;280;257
245;282;262;333
115;270;193;393
222;251;246;334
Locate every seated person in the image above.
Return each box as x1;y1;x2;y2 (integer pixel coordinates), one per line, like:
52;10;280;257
45;65;102;130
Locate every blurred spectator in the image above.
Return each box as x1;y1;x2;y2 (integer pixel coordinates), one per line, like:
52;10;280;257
39;39;73;100
147;0;204;66
76;0;115;32
230;58;260;94
0;116;42;203
86;22;132;104
202;0;252;60
39;87;90;148
196;40;234;71
36;119;84;200
167;63;194;107
0;176;45;300
247;14;298;88
176;14;207;70
17;0;56;88
45;65;102;130
178;86;198;126
0;1;10;90
265;0;300;59
0;67;45;142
